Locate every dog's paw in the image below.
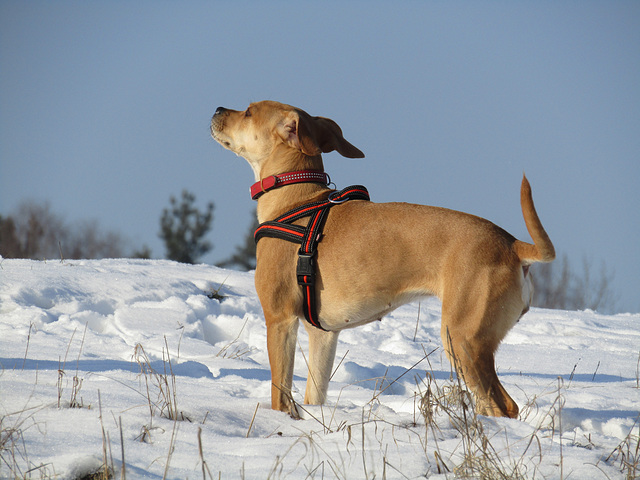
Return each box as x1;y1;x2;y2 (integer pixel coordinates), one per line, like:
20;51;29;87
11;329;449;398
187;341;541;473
289;402;301;420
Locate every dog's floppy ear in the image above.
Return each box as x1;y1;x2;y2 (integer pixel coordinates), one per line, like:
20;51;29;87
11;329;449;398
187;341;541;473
279;110;365;158
308;116;365;158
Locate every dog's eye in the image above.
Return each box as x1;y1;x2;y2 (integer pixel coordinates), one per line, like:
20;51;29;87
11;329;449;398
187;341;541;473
244;109;252;118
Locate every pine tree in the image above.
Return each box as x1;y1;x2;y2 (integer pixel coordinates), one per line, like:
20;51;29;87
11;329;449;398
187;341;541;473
159;190;214;264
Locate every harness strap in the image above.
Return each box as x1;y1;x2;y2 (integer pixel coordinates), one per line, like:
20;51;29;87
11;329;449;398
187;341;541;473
254;185;370;330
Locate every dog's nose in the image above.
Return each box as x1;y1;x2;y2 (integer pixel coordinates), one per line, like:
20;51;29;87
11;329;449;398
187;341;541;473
215;106;227;116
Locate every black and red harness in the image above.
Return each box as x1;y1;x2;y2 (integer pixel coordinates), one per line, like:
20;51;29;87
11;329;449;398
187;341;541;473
252;170;370;331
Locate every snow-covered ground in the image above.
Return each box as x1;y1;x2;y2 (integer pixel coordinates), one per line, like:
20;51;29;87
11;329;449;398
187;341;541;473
1;258;638;479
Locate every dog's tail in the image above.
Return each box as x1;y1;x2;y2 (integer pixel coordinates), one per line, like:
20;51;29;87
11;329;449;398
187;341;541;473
513;174;555;264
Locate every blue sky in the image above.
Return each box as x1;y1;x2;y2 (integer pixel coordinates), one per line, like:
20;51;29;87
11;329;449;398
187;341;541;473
1;1;638;312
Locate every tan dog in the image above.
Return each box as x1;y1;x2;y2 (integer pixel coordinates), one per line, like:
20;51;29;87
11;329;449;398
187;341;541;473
211;100;555;418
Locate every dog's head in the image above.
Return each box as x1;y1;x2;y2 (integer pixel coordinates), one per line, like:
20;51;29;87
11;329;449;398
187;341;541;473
211;101;364;178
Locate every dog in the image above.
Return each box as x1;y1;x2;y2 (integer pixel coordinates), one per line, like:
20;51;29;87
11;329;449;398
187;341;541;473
210;100;555;418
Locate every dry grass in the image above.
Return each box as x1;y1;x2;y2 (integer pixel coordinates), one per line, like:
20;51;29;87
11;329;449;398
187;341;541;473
415;369;530;479
215;315;255;359
133;338;188;423
605;415;640;480
57;324;89;410
1;405;44;478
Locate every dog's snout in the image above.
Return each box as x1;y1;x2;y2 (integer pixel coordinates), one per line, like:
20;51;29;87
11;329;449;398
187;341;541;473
210;106;231;143
211;107;227;135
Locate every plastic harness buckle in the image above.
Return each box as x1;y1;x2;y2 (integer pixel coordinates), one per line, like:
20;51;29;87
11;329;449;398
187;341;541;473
296;251;315;286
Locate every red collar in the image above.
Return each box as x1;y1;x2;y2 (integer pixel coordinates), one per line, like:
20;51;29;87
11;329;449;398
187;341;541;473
250;170;330;200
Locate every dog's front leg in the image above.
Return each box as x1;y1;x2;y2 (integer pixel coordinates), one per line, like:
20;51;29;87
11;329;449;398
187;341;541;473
303;325;339;405
266;315;300;418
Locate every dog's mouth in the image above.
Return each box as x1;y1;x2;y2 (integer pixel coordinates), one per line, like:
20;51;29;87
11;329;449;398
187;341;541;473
210;114;233;149
211;130;231;149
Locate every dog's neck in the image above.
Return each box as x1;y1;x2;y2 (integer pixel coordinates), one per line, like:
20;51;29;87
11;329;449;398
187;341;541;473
256;181;331;223
251;150;331;222
252;146;324;181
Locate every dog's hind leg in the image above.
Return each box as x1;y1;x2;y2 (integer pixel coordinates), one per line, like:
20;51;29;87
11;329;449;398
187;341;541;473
441;302;520;418
456;342;519;418
303;325;339;405
266;315;300;418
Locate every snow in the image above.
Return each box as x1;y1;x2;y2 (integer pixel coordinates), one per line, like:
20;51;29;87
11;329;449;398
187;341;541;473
0;258;638;479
